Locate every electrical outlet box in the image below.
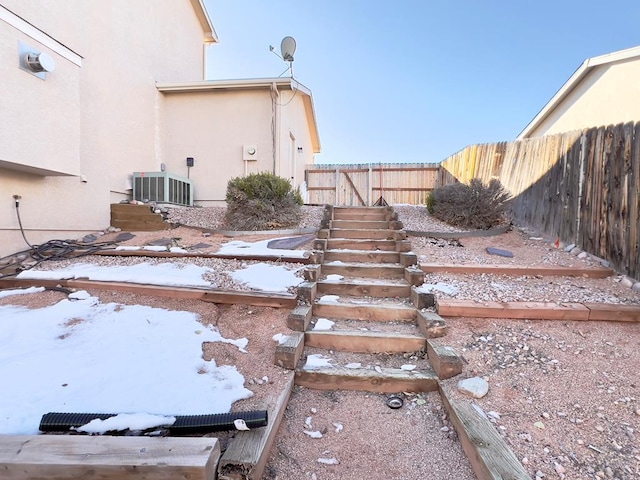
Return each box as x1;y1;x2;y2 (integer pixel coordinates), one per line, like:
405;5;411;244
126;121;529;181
243;145;258;161
186;157;194;167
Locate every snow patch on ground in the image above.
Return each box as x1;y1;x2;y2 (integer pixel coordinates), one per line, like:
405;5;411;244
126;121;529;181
0;292;252;435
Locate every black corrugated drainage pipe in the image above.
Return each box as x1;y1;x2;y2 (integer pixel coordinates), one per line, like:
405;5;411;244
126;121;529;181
39;411;268;435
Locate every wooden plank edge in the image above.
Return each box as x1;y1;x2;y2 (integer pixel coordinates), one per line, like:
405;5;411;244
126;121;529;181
0;436;221;480
584;303;640;322
436;300;590;321
0;279;296;309
295;366;439;393
420;263;613;278
439;383;531;480
218;376;294;480
304;330;426;353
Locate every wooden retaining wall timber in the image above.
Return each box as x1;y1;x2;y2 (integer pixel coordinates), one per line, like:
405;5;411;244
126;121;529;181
306;163;439;206
0;279;297;309
438;122;640;279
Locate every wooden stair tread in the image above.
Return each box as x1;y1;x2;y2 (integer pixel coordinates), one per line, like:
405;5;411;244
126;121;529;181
309;318;420;335
295;365;438;393
321;263;406;280
317;277;410;298
313;301;416;322
305;329;426;353
318;277;409;286
326;239;398;251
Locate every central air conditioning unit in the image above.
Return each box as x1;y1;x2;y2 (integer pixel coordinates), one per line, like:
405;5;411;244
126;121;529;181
132;172;193;206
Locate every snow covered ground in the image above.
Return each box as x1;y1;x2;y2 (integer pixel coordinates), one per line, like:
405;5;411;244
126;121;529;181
1;236;311;435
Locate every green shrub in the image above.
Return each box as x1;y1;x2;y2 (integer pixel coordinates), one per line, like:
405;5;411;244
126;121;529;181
425;192;435;214
225;172;302;230
430;178;511;229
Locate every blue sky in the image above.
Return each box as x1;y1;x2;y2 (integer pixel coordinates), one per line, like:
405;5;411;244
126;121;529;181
204;1;640;164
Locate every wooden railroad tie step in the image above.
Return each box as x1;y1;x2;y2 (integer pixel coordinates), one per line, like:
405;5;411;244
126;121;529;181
313;301;416;322
317;278;411;298
0;435;220;480
329;229;397;240
321;262;406;280
330;220;390;229
325;238;398;251
323;250;400;264
304;330;426;354
295;365;439;393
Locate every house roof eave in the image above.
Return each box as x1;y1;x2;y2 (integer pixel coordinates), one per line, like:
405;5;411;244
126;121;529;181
517;45;640;139
189;0;218;43
157;77;321;153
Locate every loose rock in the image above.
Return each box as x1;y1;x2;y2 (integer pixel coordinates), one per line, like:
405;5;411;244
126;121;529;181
457;377;489;398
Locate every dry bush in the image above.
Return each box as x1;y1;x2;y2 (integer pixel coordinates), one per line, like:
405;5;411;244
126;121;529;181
429;178;511;229
225;172;303;231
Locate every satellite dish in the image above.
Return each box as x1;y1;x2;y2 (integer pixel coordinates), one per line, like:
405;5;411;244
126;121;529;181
280;36;296;62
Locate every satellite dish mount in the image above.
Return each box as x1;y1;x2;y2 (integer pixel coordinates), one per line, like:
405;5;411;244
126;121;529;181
269;36;296;77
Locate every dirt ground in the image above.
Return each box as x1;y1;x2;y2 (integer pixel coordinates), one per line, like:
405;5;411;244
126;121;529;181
2;214;639;479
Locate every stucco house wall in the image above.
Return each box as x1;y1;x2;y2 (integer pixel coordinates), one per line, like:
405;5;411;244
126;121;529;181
0;1;319;259
0;1;214;257
159;80;320;206
519;46;640;138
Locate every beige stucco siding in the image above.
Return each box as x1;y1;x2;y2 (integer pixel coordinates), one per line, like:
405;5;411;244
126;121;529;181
0;21;81;175
161;89;275;204
277;90;316;187
0;0;211;257
160;86;317;206
527;59;640;137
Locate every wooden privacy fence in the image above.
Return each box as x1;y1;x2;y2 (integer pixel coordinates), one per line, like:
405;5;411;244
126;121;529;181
438;122;640;279
306;163;440;206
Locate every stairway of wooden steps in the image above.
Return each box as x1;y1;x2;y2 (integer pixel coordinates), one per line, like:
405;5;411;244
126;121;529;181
282;205;462;396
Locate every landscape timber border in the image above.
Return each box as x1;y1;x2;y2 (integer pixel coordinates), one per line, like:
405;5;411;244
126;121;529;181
405;223;511;239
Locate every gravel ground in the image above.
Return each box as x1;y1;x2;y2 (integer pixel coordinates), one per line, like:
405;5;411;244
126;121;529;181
4;204;640;479
166;205;324;231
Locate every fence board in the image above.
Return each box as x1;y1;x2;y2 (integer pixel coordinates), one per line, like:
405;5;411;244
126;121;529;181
439;122;640;279
306;163;439;206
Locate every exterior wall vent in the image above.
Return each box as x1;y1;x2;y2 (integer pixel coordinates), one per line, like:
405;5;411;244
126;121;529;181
132;172;193;206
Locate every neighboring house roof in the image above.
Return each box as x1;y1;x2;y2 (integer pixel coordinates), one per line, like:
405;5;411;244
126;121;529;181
157;77;321;153
189;0;218;43
517;45;640;139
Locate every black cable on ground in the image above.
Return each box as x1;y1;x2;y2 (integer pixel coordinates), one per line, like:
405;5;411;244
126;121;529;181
0;200;121;278
39;411;269;435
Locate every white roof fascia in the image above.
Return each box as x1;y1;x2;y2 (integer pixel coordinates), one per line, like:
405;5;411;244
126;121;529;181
0;5;82;66
517;45;640;139
157;77;310;95
189;0;219;43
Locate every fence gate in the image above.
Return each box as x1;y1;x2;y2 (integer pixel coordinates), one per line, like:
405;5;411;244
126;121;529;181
305;163;440;206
